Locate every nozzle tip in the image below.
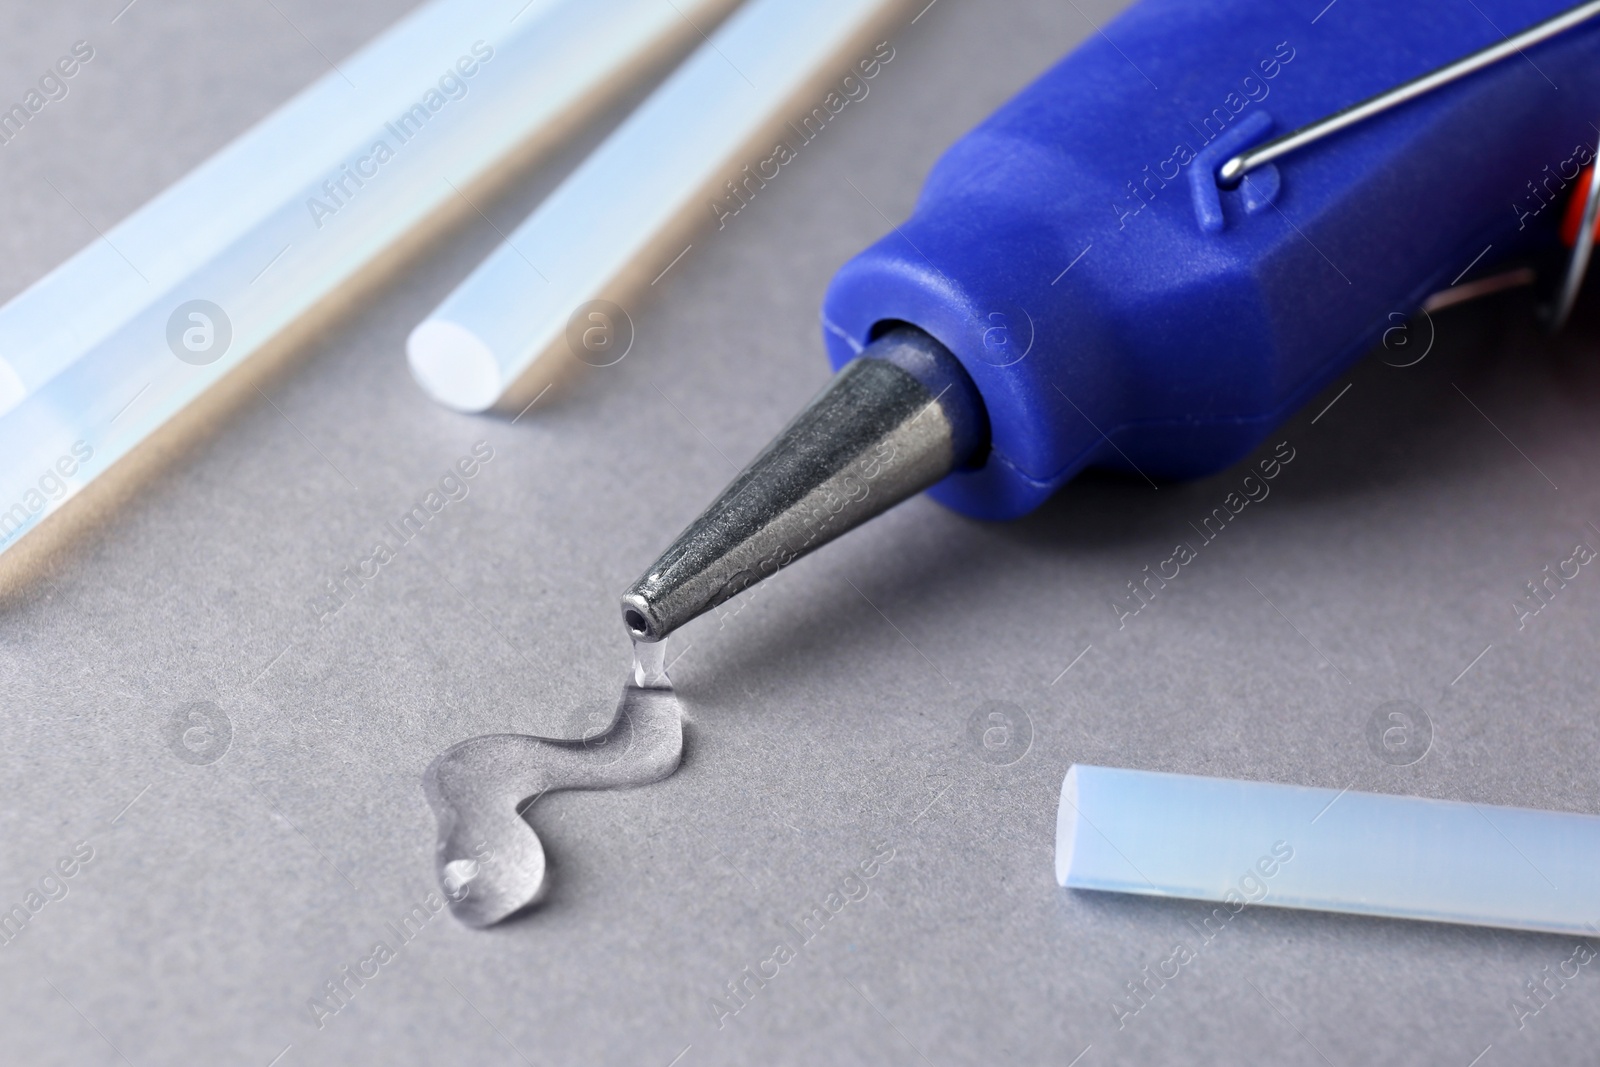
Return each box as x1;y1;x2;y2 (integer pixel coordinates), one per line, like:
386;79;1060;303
621;595;660;642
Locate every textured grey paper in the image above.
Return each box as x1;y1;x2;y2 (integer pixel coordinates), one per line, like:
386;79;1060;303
2;1;1600;1064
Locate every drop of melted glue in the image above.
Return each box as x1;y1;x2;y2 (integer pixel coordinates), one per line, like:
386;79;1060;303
421;638;682;928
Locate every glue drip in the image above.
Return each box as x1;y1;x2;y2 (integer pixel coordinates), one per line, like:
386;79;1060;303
632;636;669;688
421;637;682;927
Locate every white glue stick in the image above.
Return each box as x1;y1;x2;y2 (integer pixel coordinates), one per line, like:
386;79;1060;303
1057;764;1600;936
0;0;736;559
407;0;904;412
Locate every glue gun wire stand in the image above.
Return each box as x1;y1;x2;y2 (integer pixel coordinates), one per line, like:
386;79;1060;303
620;327;987;642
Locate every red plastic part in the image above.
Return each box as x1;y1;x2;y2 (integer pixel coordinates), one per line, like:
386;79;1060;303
1561;165;1600;246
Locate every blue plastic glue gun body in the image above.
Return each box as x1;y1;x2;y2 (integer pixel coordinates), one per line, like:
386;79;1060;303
620;0;1600;643
822;0;1600;519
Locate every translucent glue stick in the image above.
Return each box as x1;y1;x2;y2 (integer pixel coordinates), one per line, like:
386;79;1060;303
407;0;902;411
1057;765;1600;936
0;0;736;558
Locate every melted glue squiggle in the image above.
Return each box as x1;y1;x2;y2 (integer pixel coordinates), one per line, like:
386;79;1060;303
421;639;680;927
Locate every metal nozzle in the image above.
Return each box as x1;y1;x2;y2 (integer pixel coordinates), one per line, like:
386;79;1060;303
620;326;987;642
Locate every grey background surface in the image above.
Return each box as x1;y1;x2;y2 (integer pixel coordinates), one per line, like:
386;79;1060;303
2;0;1600;1064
